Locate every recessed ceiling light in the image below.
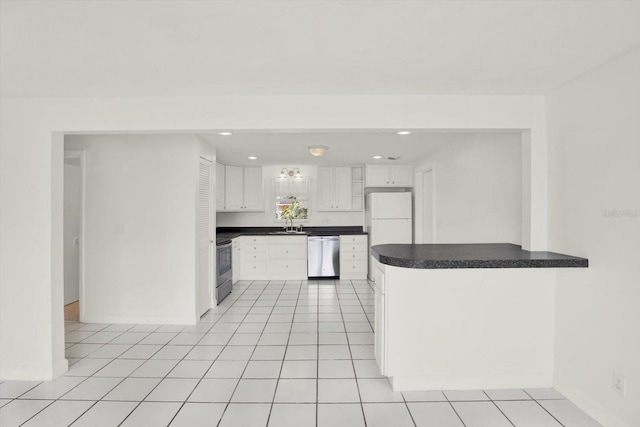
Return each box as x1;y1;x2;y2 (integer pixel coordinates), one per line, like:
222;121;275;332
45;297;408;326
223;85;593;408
372;155;383;159
397;131;411;135
248;156;258;160
218;132;233;136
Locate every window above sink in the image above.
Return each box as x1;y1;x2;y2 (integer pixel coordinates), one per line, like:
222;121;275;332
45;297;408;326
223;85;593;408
273;178;309;223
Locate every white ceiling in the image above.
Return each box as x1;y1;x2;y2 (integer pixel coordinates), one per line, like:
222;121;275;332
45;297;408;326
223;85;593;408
1;1;639;97
204;130;521;166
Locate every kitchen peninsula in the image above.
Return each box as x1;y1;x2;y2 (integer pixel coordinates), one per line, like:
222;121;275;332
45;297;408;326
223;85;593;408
371;243;588;391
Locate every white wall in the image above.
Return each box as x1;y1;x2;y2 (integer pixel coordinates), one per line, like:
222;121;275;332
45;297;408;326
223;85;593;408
0;94;547;380
217;164;364;227
548;48;640;427
63;162;81;305
65;134;200;325
414;133;522;244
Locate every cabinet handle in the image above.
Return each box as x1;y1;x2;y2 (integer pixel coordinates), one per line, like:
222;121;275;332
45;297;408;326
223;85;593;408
352;254;356;258
285;250;289;253
386;181;389;184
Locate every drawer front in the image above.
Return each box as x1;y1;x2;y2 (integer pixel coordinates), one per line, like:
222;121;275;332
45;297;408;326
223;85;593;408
244;244;266;253
244;236;267;245
268;235;307;245
340;235;368;245
341;251;367;261
268;259;307;276
268;245;307;260
242;261;267;275
341;260;368;274
340;242;368;253
242;252;266;262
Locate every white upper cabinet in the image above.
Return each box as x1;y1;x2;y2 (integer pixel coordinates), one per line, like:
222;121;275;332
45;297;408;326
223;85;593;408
334;167;353;210
243;167;264;211
216;162;226;211
389;165;413;186
224;165;264;212
317;166;353;211
224;165;244;210
365;164;413;187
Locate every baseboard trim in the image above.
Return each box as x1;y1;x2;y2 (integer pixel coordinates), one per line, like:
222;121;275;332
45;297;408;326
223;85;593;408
554;380;634;427
390;373;553;391
80;314;197;325
53;358;69;379
0;363;55;381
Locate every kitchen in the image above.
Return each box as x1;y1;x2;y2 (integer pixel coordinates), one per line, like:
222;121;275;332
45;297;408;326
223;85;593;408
2;3;638;426
62;129;523;313
24;128;593;426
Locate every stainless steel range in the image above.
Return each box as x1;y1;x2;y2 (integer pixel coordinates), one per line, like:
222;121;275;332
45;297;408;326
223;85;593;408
216;241;232;304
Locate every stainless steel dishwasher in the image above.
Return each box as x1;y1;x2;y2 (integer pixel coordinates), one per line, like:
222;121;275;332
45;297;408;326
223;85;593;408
307;235;340;279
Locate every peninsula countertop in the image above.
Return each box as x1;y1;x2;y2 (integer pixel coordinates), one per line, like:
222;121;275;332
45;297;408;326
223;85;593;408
371;243;588;269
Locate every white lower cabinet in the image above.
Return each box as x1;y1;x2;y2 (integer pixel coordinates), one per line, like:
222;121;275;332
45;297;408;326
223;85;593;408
267;236;307;279
236;234;368;281
240;236;267;279
339;234;369;280
239;235;307;280
231;238;240;284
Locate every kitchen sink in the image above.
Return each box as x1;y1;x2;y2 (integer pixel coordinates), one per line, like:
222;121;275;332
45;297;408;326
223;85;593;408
268;231;309;235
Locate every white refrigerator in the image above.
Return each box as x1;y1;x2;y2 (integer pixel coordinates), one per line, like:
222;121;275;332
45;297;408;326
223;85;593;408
365;192;413;280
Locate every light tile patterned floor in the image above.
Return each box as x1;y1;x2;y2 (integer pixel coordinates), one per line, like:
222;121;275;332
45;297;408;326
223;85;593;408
0;279;602;427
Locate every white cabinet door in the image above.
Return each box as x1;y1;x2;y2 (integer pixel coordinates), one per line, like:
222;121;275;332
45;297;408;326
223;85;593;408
390;165;413;186
366;164;390;186
243;167;263;211
366;164;414;187
216;162;225;211
374;265;387;375
333;166;352;211
225;166;243;210
317;167;335;211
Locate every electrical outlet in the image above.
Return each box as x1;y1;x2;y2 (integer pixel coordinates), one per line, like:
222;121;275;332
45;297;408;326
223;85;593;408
613;372;627;397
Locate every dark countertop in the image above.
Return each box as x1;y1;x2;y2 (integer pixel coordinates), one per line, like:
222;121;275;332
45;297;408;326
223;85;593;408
372;243;588;269
216;226;367;246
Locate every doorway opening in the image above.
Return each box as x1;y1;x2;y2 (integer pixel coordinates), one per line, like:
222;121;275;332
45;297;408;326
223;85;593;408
63;150;84;322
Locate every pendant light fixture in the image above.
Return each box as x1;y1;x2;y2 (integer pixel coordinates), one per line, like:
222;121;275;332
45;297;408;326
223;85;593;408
279;168;302;179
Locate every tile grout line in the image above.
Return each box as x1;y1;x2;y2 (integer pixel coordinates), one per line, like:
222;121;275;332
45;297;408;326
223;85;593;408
113;304;235;426
524;389;569;427
484;390;517;427
15;322;140;426
263;279;299;427
214;279;279;427
443;391;469;427
162;280;256;427
338;279;368;427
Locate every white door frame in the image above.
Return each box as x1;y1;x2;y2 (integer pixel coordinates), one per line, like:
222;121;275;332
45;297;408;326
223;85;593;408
63;150;86;321
414;163;436;244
